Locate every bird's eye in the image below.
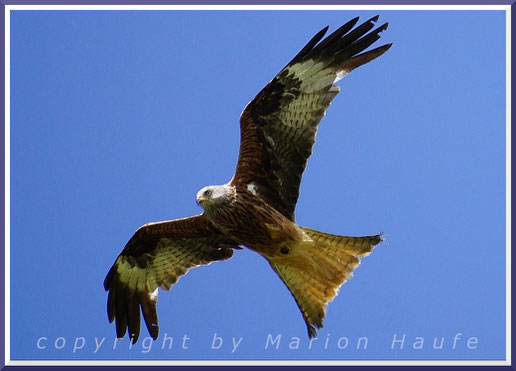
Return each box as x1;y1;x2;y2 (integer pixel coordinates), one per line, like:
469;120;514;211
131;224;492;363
203;190;212;197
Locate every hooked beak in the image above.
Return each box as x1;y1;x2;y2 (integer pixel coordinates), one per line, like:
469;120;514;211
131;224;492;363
196;194;207;206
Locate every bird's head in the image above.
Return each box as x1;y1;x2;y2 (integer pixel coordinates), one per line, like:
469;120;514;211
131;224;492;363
196;184;234;211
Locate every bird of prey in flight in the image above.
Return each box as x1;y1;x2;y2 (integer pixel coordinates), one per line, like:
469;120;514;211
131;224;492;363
104;15;391;344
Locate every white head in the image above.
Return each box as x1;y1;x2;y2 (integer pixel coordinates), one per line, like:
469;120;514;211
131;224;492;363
196;184;234;211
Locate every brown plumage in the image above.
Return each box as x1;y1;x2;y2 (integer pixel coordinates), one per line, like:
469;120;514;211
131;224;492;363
103;215;239;342
105;16;391;343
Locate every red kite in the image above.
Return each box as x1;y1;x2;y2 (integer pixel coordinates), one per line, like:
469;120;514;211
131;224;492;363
105;15;391;343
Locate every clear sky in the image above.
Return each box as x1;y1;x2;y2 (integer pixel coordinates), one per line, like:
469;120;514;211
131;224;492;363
10;9;506;361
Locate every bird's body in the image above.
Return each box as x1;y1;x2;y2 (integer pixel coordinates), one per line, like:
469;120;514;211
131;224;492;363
104;15;391;343
197;182;381;336
198;184;302;258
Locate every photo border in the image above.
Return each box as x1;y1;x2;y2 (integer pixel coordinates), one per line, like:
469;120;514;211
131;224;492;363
1;1;512;369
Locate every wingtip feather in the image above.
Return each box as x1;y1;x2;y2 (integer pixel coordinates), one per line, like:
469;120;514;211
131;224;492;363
107;288;116;323
141;293;160;340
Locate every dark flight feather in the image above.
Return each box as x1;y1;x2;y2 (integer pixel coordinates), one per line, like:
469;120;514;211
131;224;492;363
232;15;391;221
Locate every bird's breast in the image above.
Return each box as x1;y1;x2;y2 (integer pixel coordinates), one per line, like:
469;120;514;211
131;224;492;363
205;190;300;256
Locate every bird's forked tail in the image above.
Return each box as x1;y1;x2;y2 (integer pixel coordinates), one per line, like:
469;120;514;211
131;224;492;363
268;227;382;338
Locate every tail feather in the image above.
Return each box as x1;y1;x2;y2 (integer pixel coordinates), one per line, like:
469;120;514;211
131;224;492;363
270;263;329;338
302;227;383;257
269;228;382;338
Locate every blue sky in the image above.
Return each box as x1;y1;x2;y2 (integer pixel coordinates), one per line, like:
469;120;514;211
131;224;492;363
9;9;506;360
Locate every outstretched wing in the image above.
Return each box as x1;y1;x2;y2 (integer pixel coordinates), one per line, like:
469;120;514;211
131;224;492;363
103;214;239;343
232;16;392;221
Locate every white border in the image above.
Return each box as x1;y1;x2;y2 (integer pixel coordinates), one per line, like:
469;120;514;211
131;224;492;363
4;4;10;367
2;4;511;10
4;4;512;367
506;4;512;367
5;360;513;366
